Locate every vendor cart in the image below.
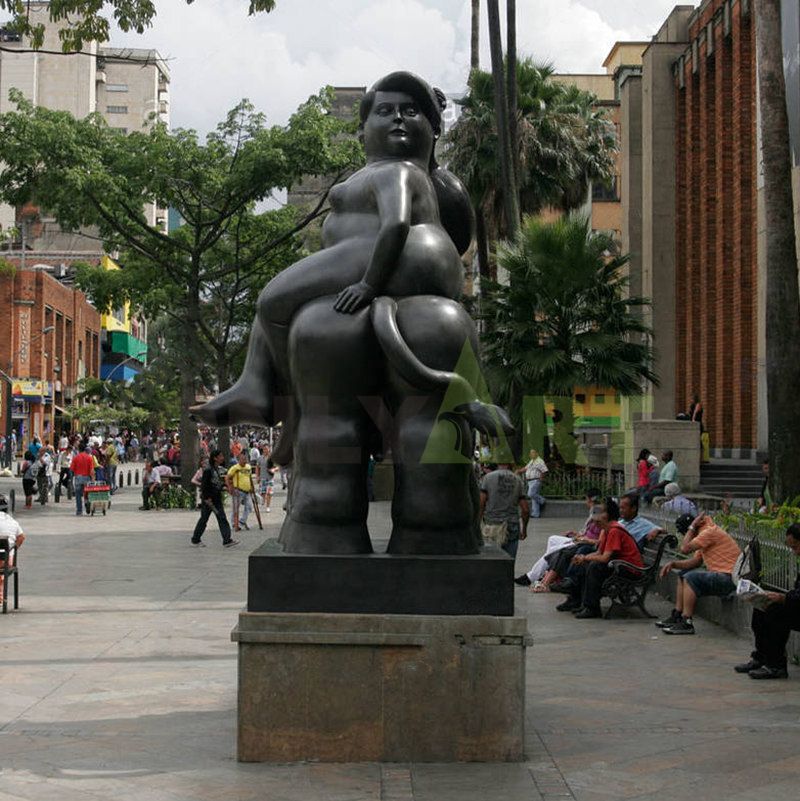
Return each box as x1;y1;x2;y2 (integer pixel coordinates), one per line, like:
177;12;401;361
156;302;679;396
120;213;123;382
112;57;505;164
84;482;111;516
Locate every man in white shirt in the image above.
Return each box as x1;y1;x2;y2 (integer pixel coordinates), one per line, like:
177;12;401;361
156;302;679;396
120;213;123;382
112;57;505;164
516;449;549;518
0;510;24;606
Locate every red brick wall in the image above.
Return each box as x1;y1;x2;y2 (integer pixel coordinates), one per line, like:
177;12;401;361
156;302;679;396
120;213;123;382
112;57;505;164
0;263;102;436
674;0;758;450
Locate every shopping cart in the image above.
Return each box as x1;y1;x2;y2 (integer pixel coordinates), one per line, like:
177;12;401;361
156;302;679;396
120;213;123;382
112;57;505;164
84;482;111;516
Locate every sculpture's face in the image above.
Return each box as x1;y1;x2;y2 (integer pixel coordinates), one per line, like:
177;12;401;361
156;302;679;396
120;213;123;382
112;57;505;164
363;90;434;162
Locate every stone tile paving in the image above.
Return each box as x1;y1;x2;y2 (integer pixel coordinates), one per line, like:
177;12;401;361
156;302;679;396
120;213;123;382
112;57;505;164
2;472;800;800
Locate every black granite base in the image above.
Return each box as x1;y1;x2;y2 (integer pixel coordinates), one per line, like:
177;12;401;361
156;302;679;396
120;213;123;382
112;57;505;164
247;542;514;616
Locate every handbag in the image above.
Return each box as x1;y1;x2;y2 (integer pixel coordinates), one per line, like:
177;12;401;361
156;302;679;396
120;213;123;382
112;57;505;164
481;520;509;547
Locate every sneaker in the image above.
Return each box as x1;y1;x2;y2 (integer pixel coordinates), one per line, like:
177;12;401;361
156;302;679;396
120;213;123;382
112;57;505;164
241;521;249;530
655;609;682;629
514;574;532;586
663;618;695;635
223;539;241;548
748;665;788;680
556;599;582;612
265;508;271;513
573;607;601;619
734;659;763;674
190;540;207;548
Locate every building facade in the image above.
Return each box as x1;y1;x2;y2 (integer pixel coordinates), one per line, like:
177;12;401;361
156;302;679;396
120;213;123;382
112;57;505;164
0;260;101;443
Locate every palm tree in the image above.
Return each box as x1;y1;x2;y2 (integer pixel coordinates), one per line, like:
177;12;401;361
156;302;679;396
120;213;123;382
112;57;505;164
470;0;480;70
479;216;657;462
443;59;616;269
755;0;800;502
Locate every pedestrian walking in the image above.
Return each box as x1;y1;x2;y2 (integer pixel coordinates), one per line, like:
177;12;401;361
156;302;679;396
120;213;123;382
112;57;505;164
226;451;254;531
192;450;239;548
70;446;96;516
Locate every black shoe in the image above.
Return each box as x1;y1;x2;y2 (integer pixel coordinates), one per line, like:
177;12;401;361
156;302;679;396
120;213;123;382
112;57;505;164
190;540;206;548
556;599;582;612
655;610;681;629
663;618;695;635
549;578;574;594
749;665;788;680
734;659;763;674
223;539;241;548
574;607;601;619
514;574;532;586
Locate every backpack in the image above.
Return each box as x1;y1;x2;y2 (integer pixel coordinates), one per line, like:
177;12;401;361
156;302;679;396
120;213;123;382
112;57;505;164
732;536;762;584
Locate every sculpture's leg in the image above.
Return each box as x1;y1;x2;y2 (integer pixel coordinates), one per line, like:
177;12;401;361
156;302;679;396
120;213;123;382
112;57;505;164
278;297;383;554
382;297;483;555
386;387;480;554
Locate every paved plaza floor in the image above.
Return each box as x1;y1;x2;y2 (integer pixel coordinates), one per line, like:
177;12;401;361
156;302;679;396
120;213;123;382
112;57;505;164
2;470;800;801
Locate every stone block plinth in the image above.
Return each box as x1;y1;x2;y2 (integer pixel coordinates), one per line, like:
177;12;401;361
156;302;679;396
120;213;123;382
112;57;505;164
232;611;531;762
247;546;514;616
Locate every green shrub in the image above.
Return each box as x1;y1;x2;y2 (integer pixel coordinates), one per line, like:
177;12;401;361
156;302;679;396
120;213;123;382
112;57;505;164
157;485;197;510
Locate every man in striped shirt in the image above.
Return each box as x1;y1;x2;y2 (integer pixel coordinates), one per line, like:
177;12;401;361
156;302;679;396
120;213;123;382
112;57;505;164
657;513;741;635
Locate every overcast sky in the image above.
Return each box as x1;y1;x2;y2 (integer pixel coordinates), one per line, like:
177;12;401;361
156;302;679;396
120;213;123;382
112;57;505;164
112;0;698;134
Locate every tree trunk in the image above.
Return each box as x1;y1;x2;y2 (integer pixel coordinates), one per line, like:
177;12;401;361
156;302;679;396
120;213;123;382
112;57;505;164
475;205;491;281
755;0;800;502
215;355;231;463
506;0;518;183
179;364;199;492
486;0;520;240
470;0;479;71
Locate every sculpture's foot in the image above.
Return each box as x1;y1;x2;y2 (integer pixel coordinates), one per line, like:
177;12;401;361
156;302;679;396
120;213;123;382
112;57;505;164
280;517;373;555
190;378;274;427
387;523;480;556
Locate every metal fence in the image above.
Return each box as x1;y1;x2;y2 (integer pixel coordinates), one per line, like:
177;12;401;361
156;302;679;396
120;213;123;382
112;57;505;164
542;468;626;500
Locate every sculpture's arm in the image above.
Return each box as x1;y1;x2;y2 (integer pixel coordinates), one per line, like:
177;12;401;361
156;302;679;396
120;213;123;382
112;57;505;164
334;165;412;314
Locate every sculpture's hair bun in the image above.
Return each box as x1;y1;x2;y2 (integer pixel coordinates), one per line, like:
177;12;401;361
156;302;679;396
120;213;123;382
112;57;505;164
434;88;447;112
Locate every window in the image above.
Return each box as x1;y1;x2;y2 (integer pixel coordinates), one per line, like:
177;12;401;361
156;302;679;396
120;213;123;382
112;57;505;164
592;177;619;202
106;83;128;92
106;105;128;114
575;393;586;404
594;394;606;405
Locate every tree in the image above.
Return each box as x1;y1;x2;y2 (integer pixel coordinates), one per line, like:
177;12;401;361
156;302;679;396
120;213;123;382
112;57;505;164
486;0;519;240
470;0;480;70
0;90;363;485
0;0;276;51
479;216;657;462
755;0;800;503
443;59;616;270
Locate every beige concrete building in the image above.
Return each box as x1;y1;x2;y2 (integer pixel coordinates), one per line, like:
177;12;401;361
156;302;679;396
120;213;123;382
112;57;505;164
0;1;170;243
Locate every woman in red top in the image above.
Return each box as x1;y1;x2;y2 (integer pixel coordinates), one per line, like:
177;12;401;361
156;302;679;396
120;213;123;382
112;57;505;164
636;449;651;491
556;498;643;618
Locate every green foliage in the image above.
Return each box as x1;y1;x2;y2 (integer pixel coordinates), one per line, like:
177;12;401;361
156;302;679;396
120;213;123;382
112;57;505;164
157;484;197;511
1;0;276;51
479;216;656;461
443;59;617;237
65;400;149;430
715;505;800;544
0;88;364;468
0;257;15;277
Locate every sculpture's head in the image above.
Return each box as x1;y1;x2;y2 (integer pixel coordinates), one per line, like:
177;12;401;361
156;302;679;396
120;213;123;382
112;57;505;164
359;71;446;165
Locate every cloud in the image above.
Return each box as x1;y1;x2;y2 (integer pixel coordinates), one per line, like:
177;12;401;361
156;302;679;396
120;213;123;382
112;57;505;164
110;0;697;135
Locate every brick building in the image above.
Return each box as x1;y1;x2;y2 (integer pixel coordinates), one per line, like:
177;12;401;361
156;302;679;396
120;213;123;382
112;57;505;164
0;259;101;445
673;0;759;454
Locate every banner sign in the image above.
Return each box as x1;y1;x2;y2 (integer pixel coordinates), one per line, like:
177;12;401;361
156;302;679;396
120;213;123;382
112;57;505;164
12;380;53;400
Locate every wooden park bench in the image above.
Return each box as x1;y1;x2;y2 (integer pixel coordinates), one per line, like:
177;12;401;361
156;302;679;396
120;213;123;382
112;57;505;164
0;536;20;613
600;531;678;619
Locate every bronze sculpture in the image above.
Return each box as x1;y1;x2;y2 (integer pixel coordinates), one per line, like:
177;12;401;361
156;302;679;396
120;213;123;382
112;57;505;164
192;71;511;556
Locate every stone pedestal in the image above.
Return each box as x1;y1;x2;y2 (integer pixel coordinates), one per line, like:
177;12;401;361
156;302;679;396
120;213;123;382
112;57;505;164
232;611;531;762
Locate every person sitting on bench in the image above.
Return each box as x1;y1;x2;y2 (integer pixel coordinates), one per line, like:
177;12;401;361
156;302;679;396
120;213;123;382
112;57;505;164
734;523;800;679
555;497;643;619
0;508;25;606
657;513;741;635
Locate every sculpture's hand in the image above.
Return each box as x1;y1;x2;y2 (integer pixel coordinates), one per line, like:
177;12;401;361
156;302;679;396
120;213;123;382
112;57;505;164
334;281;376;314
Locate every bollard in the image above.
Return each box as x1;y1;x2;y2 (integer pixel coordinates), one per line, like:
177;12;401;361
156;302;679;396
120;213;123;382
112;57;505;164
9;488;15;513
127;470;132;486
135;469;139;485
